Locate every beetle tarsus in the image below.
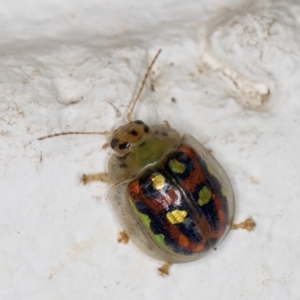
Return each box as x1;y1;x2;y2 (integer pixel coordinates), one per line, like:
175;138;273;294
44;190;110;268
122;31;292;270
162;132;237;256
80;173;114;185
232;218;256;231
117;231;129;244
158;263;171;276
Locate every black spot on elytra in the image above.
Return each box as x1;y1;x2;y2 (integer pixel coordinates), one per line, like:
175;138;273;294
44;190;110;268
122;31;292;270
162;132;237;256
119;142;131;150
110;138;119;149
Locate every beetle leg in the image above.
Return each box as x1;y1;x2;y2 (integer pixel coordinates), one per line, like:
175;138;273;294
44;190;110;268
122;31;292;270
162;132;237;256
158;263;171;276
231;217;256;231
117;231;129;244
81;173;114;185
162;120;170;127
102;142;109;149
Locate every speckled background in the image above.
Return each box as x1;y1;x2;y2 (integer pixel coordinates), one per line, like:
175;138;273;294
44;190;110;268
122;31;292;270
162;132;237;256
1;1;300;299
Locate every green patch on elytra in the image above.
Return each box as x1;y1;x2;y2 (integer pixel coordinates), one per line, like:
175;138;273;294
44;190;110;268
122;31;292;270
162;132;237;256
153;233;165;248
129;198;166;249
169;159;185;173
198;186;211;206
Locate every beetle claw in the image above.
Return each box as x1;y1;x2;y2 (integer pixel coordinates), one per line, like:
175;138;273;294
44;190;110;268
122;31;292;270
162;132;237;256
117;231;129;244
158;263;171;276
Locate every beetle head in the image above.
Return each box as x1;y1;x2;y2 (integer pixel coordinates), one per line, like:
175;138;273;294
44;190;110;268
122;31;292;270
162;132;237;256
110;120;151;154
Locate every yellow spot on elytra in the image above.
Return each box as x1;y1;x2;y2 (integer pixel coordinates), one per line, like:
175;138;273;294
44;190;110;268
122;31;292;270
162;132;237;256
198;186;211;206
169;159;185;173
150;172;165;190
166;210;187;224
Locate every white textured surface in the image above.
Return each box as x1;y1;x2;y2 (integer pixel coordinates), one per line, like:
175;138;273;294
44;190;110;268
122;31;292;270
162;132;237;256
1;1;300;299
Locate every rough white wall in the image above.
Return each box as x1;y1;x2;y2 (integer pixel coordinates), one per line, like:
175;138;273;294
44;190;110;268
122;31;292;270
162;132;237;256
1;1;300;299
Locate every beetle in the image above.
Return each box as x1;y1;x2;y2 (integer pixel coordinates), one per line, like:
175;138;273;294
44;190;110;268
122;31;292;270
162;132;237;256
39;49;255;275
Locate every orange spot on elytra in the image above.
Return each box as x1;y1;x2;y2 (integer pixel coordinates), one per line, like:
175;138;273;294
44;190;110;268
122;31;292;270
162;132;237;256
128;180;141;197
179;234;189;247
194;244;205;252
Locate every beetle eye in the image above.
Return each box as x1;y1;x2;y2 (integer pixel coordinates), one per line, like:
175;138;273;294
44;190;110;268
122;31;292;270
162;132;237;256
118;141;131;151
110;138;119;149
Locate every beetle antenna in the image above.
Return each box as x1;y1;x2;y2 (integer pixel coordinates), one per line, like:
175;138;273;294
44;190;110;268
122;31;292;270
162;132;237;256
38;131;112;140
127;49;162;122
39;50;162;141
